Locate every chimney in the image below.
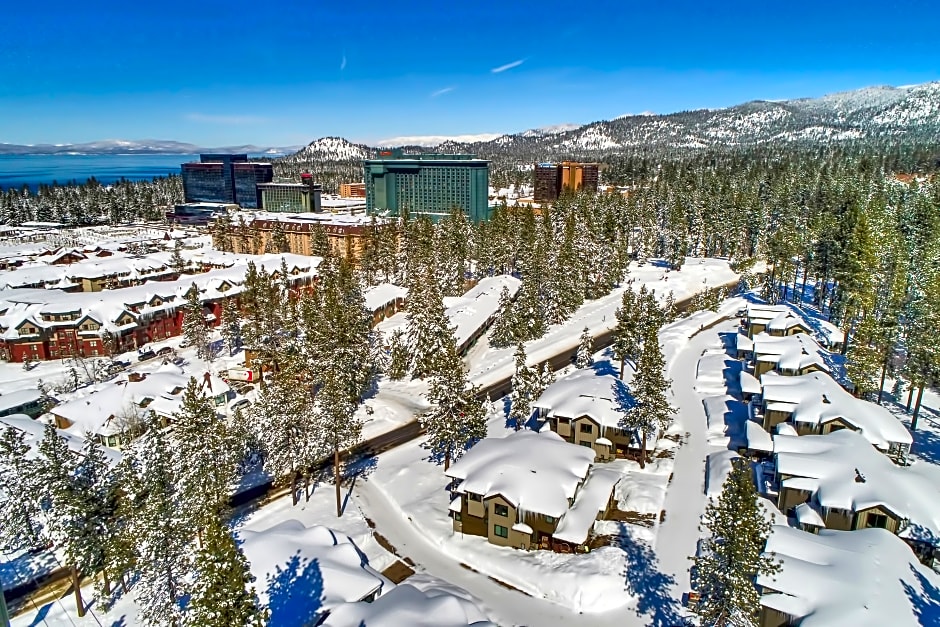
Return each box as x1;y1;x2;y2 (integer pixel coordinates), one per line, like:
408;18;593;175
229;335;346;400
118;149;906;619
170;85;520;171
854;468;866;483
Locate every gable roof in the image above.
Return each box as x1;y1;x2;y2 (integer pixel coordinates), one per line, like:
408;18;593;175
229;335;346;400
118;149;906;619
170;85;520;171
761;372;912;450
445;430;594;518
533;367;634;429
774;430;940;543
758;525;940;627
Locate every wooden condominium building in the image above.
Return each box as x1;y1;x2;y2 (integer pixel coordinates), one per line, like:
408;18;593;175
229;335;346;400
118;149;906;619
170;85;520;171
446;430;620;553
225;212;394;263
533;367;657;461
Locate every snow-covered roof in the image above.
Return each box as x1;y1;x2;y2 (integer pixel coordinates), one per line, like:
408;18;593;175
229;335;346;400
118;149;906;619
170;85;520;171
734;332;753;353
705;449;740;497
553;467;620;545
0;253;319;337
533;367;634;430
0;413;121;464
758;526;940;627
739;370;762;396
752;332;830;373
746;304;811;333
321;574;496;627
240;520;384;619
774;429;940;543
760;372;912;450
52;371;194;437
446;275;521;350
364;283;407;313
446;430;594;518
0;387;43;414
746;420;773;452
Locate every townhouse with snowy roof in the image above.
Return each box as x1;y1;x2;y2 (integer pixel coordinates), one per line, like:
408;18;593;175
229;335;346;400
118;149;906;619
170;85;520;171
756;371;912;456
240;520;386;625
0;413;122;465
50;366;230;448
772;429;940;566
736;332;830;378
533;367;656;462
744;304;813;339
0;253;319;362
445;430;620;553
757;525;940;627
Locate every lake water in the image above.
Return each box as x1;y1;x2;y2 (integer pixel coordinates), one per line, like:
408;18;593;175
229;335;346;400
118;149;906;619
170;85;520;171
0;154;197;191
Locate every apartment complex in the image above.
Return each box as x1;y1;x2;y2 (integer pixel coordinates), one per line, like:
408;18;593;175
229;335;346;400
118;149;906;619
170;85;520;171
181;154;273;208
227;212;392;262
364;151;490;222
339;182;366;198
533;162;599;203
259;174;323;213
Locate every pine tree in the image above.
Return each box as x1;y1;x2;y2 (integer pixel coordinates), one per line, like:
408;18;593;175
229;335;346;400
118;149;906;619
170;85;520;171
387;328;409;380
575;326;594;369
626;327;674;468
302;257;376;515
508;343;538;430
186;516;268;627
129;432;193;627
0;426;43;553
845;315;885;400
248;363;322;506
183;283;212;361
613;287;640;379
421;339;487;471
220;297;242;357
489;286;517;348
537;361;556;392
407;266;457;378
172;378;240;534
171;238;187;275
691;457;779;627
35;424;87;617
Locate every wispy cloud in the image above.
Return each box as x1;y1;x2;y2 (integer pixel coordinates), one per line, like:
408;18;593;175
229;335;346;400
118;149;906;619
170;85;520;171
431;86;455;98
377;133;503;147
185;113;267;125
491;59;525;73
340;53;347;71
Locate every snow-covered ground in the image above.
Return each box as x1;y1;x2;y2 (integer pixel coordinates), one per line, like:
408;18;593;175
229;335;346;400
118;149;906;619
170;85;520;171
466;257;738;390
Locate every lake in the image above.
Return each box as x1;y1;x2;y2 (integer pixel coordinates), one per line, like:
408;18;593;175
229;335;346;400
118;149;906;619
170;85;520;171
0;154;196;191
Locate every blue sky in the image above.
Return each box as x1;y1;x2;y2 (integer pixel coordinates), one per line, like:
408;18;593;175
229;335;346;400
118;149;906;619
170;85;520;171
2;0;938;147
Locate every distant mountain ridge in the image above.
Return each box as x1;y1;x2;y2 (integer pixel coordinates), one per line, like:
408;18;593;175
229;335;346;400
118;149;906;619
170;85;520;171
281;81;940;166
0;139;302;156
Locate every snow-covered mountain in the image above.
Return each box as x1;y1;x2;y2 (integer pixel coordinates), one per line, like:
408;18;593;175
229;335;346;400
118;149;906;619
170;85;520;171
289;136;376;162
279;81;940;169
0;139;301;156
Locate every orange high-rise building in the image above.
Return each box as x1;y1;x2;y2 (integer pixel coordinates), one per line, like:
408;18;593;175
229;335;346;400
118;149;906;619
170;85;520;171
339;182;366;198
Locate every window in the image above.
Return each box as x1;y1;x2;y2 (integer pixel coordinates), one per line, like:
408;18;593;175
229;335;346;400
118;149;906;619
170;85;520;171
467;492;482;502
494;525;508;538
544;515;555;524
579;441;592;448
494;504;509;517
866;513;888;529
580;423;593;433
453;512;462;522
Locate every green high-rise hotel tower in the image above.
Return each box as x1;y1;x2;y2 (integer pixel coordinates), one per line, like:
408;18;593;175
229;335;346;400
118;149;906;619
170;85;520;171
364;151;491;222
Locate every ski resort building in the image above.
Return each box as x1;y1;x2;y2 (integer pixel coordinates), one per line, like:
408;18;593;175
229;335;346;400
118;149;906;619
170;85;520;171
222;211;393;263
772;429;939;566
533;367;659;461
758;526;940;627
756;371;912;454
0;253;319;362
446;430;620;552
364;152;491;223
0;388;46;418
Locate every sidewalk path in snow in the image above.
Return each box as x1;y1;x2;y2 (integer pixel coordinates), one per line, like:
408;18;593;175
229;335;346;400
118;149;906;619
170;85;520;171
655;316;739;599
